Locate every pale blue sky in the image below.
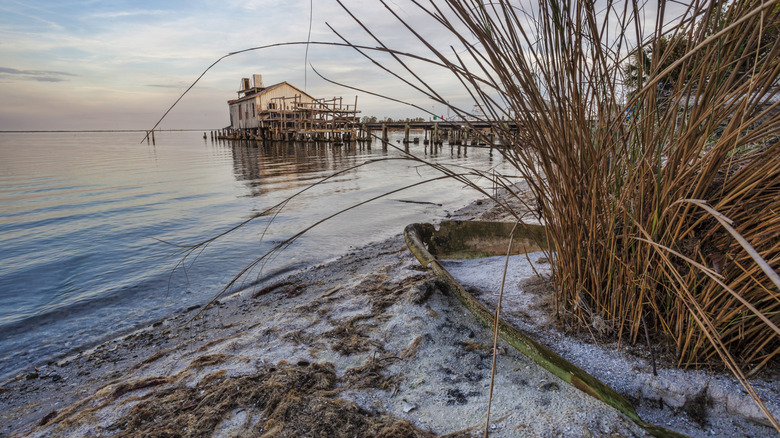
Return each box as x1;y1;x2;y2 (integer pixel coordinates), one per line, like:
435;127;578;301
0;0;459;130
1;0;675;131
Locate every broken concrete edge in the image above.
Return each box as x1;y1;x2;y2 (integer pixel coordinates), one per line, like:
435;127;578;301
403;221;688;438
426;221;548;259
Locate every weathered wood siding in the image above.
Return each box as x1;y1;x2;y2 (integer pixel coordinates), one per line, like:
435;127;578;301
256;83;314;111
228;82;316;131
229;100;258;130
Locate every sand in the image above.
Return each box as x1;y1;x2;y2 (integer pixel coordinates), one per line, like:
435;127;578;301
1;192;778;437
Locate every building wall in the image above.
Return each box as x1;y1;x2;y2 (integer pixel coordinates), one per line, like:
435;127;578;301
228;82;316;131
229;100;258;130
256;83;314;111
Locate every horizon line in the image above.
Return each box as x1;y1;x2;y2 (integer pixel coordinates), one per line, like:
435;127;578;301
0;129;223;133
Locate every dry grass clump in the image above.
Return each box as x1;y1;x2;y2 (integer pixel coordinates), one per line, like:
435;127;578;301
99;361;434;438
325;313;384;354
335;0;779;428
322;273;431;355
360;274;431;313
344;356;402;390
187;353;230;369
109;377;173;401
251;281;305;299
31;269;444;436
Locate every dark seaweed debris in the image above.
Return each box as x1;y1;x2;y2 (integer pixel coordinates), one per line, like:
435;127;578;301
104;361;435;438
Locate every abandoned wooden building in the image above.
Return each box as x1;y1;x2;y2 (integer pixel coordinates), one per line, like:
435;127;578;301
221;74;363;142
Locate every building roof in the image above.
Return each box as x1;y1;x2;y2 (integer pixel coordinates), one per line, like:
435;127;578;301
227;81;315;104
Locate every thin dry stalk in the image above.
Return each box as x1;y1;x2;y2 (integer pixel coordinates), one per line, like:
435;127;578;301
149;0;779;430
484;221;518;437
333;0;780;429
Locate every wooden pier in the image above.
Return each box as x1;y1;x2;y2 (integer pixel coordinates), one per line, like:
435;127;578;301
211;118;518;148
362;120;520;146
218;96;367;143
216;75;520;146
218;76;371;144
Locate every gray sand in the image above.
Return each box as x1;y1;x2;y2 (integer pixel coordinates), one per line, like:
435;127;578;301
1;193;778;437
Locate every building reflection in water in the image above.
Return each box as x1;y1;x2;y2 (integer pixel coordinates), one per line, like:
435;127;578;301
223;139;387;199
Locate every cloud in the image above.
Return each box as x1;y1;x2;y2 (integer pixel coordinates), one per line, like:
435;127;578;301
0;66;77;82
146;83;187;88
85;9;167;20
223;0;307;12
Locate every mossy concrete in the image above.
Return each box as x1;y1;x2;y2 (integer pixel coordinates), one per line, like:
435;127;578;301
404;221;687;438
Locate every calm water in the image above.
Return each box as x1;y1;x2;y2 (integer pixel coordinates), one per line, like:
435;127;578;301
0;131;515;381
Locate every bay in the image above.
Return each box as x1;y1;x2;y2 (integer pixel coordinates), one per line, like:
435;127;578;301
0;130;515;381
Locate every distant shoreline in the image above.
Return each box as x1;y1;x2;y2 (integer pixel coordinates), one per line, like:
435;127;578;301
0;129;217;133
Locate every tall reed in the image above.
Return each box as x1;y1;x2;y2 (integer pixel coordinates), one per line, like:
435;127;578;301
335;0;779;428
160;0;779;428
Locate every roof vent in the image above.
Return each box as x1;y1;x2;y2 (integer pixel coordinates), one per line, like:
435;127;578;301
241;77;251;91
253;74;263;89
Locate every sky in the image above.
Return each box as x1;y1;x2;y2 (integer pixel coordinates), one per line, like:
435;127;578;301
0;0;679;131
0;0;466;131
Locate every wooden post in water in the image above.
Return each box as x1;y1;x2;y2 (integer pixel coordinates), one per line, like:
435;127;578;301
403;123;410;144
151;129;156;145
353;96;359;143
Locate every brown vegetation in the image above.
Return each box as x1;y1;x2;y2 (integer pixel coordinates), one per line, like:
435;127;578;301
335;0;780;429
103;362;434;438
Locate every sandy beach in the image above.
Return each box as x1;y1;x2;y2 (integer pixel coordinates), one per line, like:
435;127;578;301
1;193;778;437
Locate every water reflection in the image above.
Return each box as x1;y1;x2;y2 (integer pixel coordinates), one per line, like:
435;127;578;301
0;131;514;382
223;140;388;198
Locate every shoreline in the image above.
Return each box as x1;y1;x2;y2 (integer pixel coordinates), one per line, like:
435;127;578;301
1;189;778;437
0;190;512;436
